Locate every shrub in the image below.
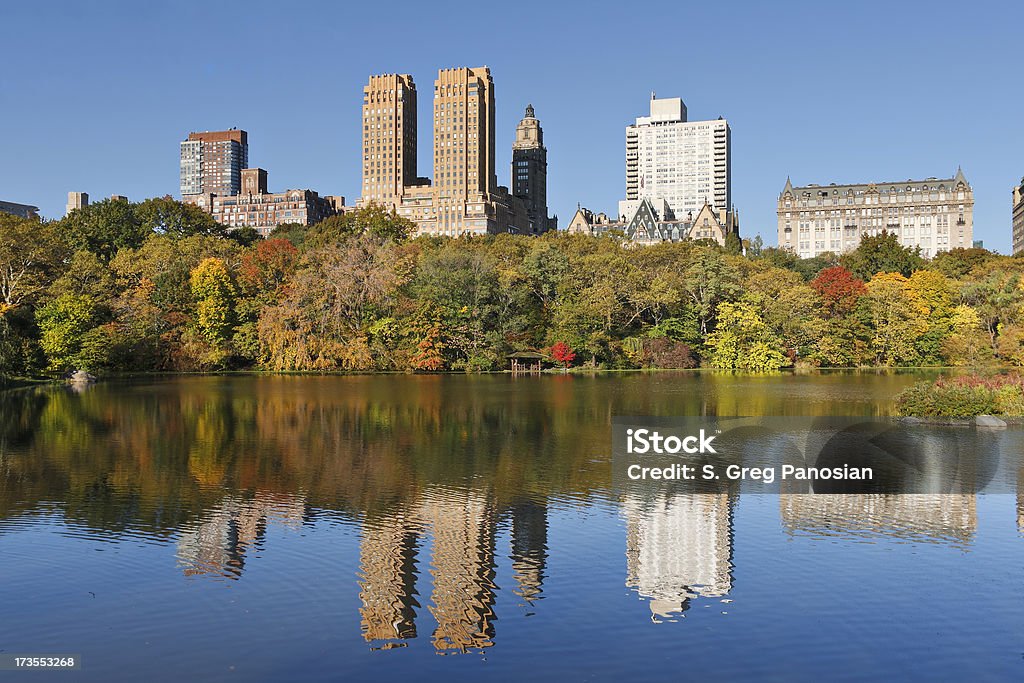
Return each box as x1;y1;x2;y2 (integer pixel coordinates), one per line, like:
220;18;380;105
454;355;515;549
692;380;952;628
642;337;697;369
895;374;1024;417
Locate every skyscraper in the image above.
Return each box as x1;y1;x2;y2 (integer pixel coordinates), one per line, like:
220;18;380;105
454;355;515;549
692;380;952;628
619;95;730;222
361;74;418;207
512;104;555;234
180;128;248;197
361;67;533;236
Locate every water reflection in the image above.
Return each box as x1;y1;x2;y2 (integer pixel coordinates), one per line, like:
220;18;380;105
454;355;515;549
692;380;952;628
624;492;735;621
0;375;1019;661
176;492;308;578
780;494;977;546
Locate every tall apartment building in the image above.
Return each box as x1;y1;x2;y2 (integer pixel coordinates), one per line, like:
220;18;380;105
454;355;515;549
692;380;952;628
619;94;730;222
180;128;248;197
361;74;418;207
512;104;555;234
361;67;534;236
1013;178;1024;255
66;191;89;215
777;169;974;259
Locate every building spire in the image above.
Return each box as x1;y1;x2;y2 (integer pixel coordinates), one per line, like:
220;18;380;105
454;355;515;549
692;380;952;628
525;103;535;118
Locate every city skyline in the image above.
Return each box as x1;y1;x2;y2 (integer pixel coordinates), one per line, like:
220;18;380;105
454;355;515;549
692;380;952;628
2;0;1022;251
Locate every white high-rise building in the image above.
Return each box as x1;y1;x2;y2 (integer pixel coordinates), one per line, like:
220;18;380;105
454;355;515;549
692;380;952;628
619;94;731;221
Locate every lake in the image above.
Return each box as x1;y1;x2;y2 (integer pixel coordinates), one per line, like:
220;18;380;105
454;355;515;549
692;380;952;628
1;372;1021;681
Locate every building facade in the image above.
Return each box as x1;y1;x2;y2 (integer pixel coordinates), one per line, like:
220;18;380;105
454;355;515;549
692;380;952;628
1013;178;1024;255
360;67;535;236
778;169;974;258
512;104;555;234
180;128;248;197
620;94;730;222
186;168;342;237
0;200;39;219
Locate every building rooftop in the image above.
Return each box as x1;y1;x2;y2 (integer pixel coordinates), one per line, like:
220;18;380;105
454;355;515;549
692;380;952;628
783;168;970;197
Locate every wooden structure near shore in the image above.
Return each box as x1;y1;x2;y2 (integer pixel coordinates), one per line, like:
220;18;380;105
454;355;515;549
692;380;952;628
508;351;545;375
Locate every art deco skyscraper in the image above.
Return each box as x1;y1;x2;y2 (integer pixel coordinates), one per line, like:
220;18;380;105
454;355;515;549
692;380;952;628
364;66;533;236
511;104;554;234
179;128;248;197
361;74;418;209
427;66;499;234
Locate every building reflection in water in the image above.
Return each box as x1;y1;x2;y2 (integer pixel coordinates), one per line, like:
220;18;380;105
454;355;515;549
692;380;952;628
358;512;422;649
508;499;548;611
780;494;977;546
354;490;549;654
1018;467;1024;534
623;492;735;622
176;492;307;578
417;488;498;654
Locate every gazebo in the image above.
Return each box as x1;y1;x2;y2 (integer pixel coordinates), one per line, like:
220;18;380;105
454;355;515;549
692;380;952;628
507;351;545;375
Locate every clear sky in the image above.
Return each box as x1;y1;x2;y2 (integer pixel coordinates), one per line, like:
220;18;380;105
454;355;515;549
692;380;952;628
2;0;1021;251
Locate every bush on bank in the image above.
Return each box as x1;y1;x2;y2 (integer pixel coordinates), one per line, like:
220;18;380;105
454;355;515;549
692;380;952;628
896;374;1024;417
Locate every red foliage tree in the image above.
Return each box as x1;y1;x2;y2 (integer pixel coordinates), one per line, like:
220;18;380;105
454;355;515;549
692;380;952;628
550;341;576;371
811;265;867;316
239;238;299;293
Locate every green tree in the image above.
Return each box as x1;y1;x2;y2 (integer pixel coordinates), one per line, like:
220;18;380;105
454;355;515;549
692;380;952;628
36;294;99;373
305;204;414;247
134;196;225;238
681;248;741;337
840;231;924;279
60;198;148;261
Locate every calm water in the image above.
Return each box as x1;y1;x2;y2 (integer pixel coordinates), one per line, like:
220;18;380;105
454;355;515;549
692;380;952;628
1;373;1021;682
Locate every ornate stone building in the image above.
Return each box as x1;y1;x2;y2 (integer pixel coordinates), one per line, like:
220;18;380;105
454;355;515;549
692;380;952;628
778;169;974;258
512;105;556;234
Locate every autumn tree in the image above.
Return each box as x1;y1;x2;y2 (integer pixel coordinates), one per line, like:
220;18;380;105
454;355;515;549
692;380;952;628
811;266;867;316
705;300;788;371
550;341;576;371
187;258;236;368
864;272;929;365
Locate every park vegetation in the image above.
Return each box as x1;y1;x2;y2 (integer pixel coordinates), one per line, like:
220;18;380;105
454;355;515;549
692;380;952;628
2;196;1024;378
896;374;1024;418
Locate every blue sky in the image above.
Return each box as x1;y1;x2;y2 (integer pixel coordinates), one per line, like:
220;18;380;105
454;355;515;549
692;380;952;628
2;0;1021;251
